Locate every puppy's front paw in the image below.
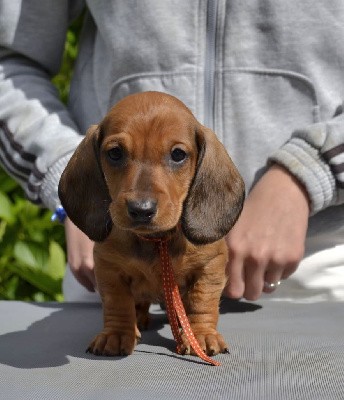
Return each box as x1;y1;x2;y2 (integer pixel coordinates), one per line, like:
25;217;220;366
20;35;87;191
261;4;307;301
86;330;138;356
180;330;229;356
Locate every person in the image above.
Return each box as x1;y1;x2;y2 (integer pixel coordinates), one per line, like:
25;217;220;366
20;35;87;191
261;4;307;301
1;0;343;303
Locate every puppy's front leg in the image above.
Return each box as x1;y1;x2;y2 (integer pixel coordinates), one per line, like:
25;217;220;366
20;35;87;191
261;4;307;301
181;254;229;356
87;261;138;356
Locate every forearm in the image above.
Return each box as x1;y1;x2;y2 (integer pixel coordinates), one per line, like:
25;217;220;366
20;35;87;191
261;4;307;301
0;52;83;209
0;0;85;209
269;108;344;214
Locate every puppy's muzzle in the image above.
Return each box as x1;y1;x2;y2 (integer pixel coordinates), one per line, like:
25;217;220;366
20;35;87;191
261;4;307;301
127;199;157;224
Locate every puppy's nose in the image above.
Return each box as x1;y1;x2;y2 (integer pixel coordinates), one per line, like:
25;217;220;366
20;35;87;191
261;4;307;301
127;199;157;223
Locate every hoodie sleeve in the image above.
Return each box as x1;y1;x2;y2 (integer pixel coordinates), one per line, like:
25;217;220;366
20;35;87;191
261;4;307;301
0;0;85;210
269;106;344;215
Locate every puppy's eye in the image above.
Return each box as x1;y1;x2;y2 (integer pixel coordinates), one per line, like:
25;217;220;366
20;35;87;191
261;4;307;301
171;148;187;163
107;146;124;163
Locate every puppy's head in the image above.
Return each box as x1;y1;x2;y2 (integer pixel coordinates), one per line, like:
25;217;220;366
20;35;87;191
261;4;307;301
59;91;245;244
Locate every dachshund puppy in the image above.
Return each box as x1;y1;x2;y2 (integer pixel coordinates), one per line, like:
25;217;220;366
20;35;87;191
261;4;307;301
59;91;245;357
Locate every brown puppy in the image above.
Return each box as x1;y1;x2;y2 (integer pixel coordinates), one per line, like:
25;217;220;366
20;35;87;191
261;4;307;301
59;91;245;357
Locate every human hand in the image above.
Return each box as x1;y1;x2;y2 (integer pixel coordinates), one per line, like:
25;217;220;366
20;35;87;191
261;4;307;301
64;217;96;292
224;164;310;301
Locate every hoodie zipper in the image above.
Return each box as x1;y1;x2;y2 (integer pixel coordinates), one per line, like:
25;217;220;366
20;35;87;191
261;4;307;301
204;0;219;130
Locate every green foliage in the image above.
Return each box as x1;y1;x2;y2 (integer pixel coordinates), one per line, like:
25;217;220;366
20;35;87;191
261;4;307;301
0;169;66;301
0;13;84;301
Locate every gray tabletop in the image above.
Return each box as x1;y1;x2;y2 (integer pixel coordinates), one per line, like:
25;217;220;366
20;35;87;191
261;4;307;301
0;299;343;400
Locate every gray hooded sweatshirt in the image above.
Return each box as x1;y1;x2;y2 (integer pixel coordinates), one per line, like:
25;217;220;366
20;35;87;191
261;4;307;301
0;1;344;281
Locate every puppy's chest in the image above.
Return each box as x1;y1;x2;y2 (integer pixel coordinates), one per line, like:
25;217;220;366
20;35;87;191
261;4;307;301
130;237;184;264
129;257;193;303
127;239;193;302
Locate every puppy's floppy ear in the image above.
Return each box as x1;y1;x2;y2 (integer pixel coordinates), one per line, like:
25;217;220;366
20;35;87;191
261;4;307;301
182;125;245;244
58;125;113;242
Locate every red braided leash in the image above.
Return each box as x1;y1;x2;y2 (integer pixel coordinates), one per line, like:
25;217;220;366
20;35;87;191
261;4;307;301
142;235;220;366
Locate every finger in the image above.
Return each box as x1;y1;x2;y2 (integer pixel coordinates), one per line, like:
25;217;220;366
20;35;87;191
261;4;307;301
281;261;299;280
83;267;97;291
69;263;96;292
263;268;283;294
243;260;266;301
223;256;245;299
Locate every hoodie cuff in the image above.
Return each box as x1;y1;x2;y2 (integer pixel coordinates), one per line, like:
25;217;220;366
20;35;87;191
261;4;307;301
40;152;74;211
269;138;336;215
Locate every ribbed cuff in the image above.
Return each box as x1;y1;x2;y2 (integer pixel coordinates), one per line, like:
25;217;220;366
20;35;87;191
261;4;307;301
40;152;75;211
269;138;336;215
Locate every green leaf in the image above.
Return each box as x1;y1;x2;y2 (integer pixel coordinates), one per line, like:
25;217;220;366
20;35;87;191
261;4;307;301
5;262;62;298
0;220;7;241
14;241;49;271
47;240;66;279
0;275;19;300
0;191;14;223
